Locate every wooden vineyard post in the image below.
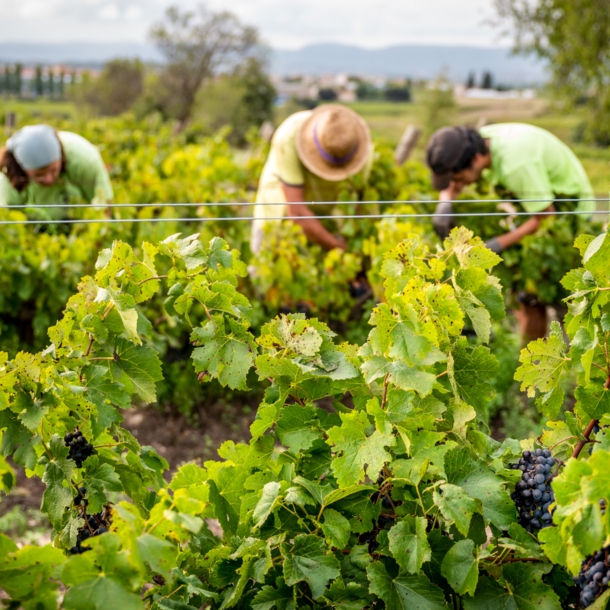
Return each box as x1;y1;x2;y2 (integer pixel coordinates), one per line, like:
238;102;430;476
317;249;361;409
259;120;275;143
4;111;16;136
394;125;421;166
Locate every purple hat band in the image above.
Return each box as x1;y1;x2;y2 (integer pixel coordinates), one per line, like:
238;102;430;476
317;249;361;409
313;121;359;165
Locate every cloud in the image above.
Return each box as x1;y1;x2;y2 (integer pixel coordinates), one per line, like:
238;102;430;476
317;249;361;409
0;0;504;48
98;3;120;21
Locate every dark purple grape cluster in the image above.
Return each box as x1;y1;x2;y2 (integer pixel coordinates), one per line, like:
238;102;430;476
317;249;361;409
510;448;556;533
64;430;95;468
574;545;610;607
69;504;112;555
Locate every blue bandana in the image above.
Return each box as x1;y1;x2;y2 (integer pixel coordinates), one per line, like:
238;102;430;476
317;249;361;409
6;125;61;171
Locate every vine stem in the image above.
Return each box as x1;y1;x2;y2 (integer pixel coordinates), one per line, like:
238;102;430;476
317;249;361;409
572;375;610;459
499;557;544;564
381;373;390;410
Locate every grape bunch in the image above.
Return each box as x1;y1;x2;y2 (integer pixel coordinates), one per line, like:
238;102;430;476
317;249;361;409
69;504;112;555
574;545;610;608
64;430;95;467
509;449;556;533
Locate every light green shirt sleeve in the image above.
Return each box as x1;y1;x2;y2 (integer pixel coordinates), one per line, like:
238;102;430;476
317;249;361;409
0;173;22;207
274;125;305;187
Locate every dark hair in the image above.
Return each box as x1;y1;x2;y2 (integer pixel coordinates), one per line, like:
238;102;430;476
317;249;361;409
0;137;66;193
451;128;488;173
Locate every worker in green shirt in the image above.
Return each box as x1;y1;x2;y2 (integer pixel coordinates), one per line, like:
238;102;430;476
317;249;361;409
427;123;594;246
426;123;594;339
251;104;373;254
0;124;113;219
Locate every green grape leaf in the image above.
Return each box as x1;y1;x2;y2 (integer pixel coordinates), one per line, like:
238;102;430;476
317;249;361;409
321;508;351;549
368;303;446;366
136;534;177;579
63;576;144;610
83;457;122;514
445;448;516;529
362;356;437;397
388;516;431;574
455;287;492;344
583;232;610;284
514;322;568;418
323;578;369;610
0;410;37;469
574;384;610;420
464;563;561;610
433;483;482;536
327;409;395;488
440;539;478;596
366;561;447;610
258;315;323;357
253;482;282;528
111;341;163;403
323;484;377;508
41;436;74;528
449;341;499;413
191;316;255;391
276;404;321;453
0;543;64;601
251;579;294;610
207;465;247;537
281;534;340;599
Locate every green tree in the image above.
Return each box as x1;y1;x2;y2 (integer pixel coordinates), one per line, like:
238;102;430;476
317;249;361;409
494;0;610;144
35;65;44;98
149;4;262;129
14;63;22;98
192;57;275;146
84;59;145;116
48;68;55;99
482;70;493;89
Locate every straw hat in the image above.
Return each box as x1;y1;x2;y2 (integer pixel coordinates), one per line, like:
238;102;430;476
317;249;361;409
296;104;371;182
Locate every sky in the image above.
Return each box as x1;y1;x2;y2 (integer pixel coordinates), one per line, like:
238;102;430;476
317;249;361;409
0;0;507;49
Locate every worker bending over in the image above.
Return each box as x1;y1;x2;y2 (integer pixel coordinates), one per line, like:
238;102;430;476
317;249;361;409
251;104;373;254
426;123;594;339
0;124;113;218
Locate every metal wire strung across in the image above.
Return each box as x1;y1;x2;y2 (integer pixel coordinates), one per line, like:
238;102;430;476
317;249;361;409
0;198;607;225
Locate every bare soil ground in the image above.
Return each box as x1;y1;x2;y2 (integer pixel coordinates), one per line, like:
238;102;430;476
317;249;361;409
1;398;258;517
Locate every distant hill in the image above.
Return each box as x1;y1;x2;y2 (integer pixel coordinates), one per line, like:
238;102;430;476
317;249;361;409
0;41;546;85
271;43;546;86
0;42;162;65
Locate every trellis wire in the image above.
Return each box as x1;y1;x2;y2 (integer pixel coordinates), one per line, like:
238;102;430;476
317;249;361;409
0;209;608;226
3;197;610;210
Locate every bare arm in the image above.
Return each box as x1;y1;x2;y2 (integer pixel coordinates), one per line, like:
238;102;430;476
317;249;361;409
494;204;554;249
438;180;465;202
281;184;346;251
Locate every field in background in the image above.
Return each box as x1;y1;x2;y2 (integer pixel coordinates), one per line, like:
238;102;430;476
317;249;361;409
2;92;609;195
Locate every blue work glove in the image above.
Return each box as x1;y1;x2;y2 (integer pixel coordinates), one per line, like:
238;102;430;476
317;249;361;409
485;237;504;254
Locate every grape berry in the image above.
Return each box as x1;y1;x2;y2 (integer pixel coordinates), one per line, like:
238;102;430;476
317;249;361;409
574;545;610;608
64;430;95;468
69;505;112;555
510;449;556;534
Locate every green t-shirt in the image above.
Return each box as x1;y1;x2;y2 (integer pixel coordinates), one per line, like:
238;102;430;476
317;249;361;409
479;123;594;213
0;131;113;219
251;111;373;252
